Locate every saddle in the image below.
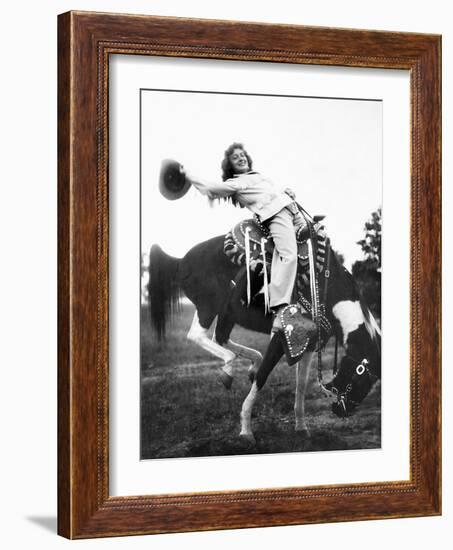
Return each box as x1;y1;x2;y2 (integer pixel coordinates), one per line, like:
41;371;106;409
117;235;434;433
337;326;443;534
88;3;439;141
224;215;328;284
224;214;331;365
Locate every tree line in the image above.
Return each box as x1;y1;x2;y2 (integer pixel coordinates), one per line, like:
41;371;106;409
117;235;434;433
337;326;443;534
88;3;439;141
351;207;381;317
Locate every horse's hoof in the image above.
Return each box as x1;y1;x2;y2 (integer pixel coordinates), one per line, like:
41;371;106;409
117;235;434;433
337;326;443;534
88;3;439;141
239;433;256;446
218;368;233;390
295;426;311;438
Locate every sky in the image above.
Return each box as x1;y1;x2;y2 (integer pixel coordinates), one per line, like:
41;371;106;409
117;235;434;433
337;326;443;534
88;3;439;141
141;89;382;269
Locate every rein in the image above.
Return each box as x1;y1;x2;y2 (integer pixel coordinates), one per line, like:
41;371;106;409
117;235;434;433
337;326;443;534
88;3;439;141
296;204;330;392
321;241;339;376
292;210;338;391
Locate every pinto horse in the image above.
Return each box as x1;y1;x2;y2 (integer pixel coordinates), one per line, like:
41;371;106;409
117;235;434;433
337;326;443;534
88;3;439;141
148;233;381;443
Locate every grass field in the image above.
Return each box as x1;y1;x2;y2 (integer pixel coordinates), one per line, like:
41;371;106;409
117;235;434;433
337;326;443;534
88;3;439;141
141;302;381;459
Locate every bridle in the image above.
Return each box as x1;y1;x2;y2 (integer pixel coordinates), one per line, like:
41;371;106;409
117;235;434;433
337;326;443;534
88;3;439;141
329;358;379;417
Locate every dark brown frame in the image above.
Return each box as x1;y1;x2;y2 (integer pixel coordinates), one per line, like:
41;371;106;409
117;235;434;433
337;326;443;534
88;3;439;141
58;11;441;539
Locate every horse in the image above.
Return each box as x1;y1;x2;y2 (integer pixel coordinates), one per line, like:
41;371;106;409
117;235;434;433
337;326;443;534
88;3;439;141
148;232;381;444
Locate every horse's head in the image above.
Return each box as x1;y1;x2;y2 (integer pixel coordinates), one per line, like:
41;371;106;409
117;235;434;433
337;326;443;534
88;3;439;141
325;298;381;418
324;355;379;418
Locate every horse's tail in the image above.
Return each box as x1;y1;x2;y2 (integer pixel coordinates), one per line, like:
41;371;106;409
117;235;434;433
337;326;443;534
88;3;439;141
148;244;182;340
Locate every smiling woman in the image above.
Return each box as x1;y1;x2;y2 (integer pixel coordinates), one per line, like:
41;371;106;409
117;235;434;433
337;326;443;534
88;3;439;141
183;141;305;325
224;144;251;176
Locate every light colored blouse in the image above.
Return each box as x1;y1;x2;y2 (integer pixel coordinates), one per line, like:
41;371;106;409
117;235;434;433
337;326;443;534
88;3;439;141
187;170;293;221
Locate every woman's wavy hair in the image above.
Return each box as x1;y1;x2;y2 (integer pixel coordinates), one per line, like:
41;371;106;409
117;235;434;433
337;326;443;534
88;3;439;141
220;143;253;207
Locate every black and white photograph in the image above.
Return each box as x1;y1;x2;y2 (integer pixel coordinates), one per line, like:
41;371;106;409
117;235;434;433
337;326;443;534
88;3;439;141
140;88;382;460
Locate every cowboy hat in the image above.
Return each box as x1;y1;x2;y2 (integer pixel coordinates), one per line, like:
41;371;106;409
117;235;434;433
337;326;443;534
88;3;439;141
158;159;191;200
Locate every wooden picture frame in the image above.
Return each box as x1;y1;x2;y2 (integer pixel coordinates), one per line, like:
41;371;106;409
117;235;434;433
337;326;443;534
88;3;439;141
58;11;441;539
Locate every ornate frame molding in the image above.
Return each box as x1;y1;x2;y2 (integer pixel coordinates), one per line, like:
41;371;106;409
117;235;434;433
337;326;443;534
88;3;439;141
58;11;441;538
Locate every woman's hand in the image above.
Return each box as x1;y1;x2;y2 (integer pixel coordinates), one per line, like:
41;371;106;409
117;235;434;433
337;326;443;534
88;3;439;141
284;187;296;200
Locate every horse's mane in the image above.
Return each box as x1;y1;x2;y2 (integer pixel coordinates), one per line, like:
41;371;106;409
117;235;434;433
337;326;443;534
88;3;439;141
329;249;381;349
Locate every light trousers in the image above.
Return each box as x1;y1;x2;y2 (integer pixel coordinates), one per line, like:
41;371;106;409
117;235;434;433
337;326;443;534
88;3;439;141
267;203;305;309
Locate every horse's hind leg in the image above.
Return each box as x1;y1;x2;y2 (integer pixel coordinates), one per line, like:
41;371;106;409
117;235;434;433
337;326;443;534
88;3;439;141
294;352;315;437
187;311;236;387
239;380;259;444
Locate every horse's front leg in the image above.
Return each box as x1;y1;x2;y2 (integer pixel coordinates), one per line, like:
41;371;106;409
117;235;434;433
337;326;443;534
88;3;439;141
294;351;315;437
239;381;258;444
240;334;284;444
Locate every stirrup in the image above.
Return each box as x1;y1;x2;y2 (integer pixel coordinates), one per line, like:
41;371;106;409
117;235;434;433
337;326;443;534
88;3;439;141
271;306;286;333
